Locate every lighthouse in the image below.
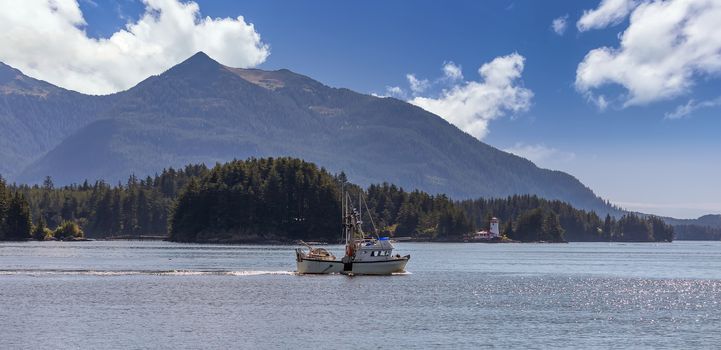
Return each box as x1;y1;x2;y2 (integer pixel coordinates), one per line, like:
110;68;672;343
490;217;500;238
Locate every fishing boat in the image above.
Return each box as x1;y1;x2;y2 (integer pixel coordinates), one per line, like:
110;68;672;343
295;191;410;275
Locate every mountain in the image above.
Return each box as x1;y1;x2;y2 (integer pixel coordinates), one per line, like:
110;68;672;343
0;62;109;177
3;52;616;214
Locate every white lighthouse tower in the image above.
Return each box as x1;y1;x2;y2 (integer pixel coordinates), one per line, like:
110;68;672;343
490;217;500;238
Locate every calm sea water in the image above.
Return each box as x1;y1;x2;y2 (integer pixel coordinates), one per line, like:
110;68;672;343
2;241;721;349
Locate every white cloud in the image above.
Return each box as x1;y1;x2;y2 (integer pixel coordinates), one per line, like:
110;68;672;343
379;86;406;99
665;96;721;119
409;53;533;140
0;0;270;94
577;0;639;32
442;61;463;81
374;62;460;100
551;15;569;35
406;74;430;95
504;143;576;167
576;0;721;107
584;92;609;111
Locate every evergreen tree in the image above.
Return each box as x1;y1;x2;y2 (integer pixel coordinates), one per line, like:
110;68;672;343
4;193;32;240
617;214;652;241
136;189;151;235
121;189;137;235
512;208;545;242
61;195;77;221
42;176;54;191
0;176;7;240
603;214;614;241
542;212;565;242
395;201;420;237
648;216;674;242
169;177;201;242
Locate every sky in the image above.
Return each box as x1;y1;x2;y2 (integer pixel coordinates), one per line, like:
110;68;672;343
1;0;720;218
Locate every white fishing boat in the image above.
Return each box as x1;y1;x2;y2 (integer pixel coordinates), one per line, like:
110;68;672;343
295;191;410;275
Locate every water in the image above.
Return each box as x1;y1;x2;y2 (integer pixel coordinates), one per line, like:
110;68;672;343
1;241;721;349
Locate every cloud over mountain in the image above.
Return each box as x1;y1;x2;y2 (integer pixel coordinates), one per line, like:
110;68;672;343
409;53;533;140
504;143;576;170
0;0;269;94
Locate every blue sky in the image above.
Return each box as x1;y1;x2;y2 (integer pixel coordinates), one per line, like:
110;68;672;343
4;0;720;218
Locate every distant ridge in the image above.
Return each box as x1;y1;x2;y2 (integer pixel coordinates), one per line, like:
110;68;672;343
2;52;616;215
664;214;721;229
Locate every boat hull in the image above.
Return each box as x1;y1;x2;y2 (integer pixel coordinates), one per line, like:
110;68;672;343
296;256;410;275
348;257;409;275
296;259;345;274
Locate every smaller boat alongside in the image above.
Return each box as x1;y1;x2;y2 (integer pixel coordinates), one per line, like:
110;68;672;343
295;191;410;275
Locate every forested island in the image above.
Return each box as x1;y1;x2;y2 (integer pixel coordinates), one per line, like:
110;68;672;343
0;157;680;243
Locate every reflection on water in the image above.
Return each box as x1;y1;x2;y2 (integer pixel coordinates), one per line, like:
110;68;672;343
1;241;721;349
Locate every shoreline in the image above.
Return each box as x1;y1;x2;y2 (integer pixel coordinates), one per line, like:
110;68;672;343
3;237;675;244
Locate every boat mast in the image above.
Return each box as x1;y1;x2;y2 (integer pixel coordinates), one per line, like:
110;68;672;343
343;187;348;247
344;191;354;247
361;194;379;239
359;193;362;234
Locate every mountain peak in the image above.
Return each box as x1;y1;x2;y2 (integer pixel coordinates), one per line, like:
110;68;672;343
185;51;214;63
177;51;221;68
162;51;223;77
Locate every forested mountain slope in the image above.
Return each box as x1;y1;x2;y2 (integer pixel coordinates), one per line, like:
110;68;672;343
4;52;615;214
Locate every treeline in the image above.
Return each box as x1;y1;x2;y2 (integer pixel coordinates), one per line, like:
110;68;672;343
1;176;86;241
169;158;340;243
2;157;678;243
459;196;673;242
364;183;472;241
0;176;32;240
7;165;207;239
364;184;672;243
365;184;564;242
673;225;721;240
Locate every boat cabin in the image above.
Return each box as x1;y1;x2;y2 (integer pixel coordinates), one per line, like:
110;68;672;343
353;237;398;262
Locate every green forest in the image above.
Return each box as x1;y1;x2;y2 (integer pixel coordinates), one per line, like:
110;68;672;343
673;225;721;240
363;183;672;243
0;157;680;243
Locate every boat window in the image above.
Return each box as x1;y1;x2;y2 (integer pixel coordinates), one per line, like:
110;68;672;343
370;251;376;257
